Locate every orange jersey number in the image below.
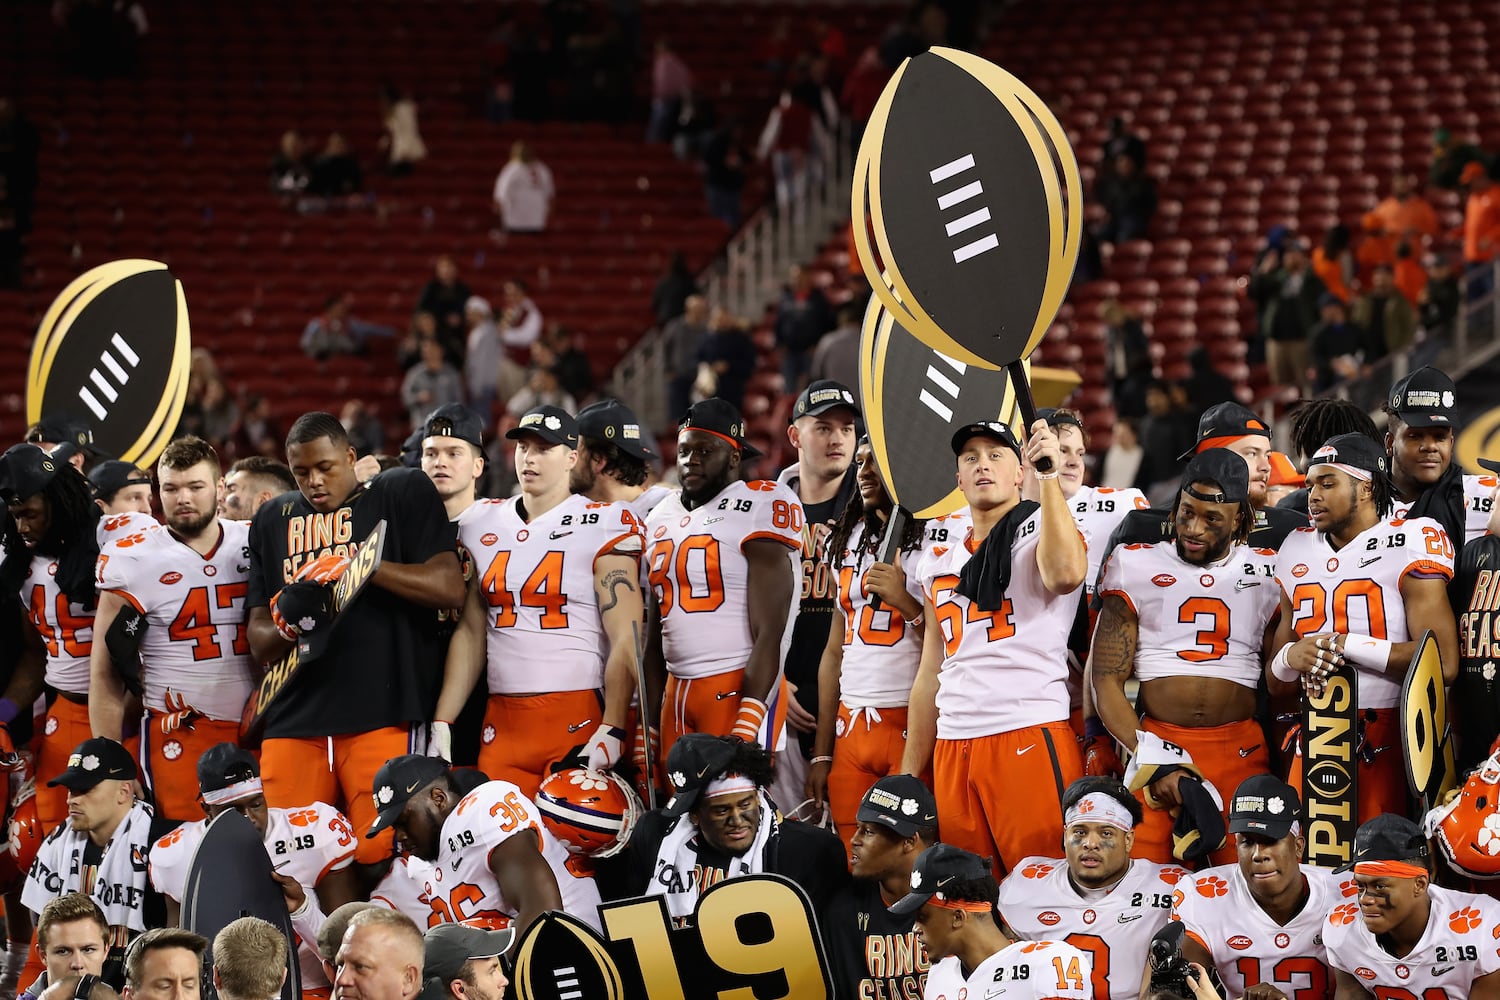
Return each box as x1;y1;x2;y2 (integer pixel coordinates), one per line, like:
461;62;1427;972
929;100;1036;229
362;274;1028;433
480;551;570;630
930;575;1014;657
27;585;90;658
647;535;725;616
1290;578;1388;638
836;566;904;648
167;584;250;661
1063;935;1110;1000
1233;956;1328;1000
1176;597;1231;662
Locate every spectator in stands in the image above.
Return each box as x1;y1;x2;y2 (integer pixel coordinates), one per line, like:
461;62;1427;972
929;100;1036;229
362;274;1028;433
340;399;386;457
1312;223;1355;304
1351;264;1417;360
665;294;710;421
1100;115;1146;173
1099;418;1143;490
810;303;861;402
1420;253;1460;342
648;40;692;144
492;141;554;233
198;377;238;450
417;256;473;352
774;265;833;395
464;297;501;418
379;85;426;177
1136;379;1193;502
1360;173;1439;270
1093;152;1156;244
1430;126;1491;191
301;294;393;360
1250;238;1324;395
758;90;826;211
1461;161;1500;267
1182;346;1234;421
498;279;543;371
230;393;281;460
269;131;310;198
1101;299;1152;419
1393;241;1427;306
402;338;465;431
697;306;758;414
398;312;439;372
309;133;363;198
1309;293;1371;391
505;364;576;418
652;251;699;326
841;46;891;151
702;120;751;229
545;325;593;402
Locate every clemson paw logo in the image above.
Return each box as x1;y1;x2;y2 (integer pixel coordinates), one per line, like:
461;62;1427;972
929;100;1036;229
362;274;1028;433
1330;903;1360;926
1196;875;1229;898
1450;907;1484;933
1021;863;1054;879
156;828;184;849
931;546;949;558
44;717;58;736
1341;879;1359;898
161;740;183;761
1076;799;1096;814
482;725;496;744
287;809;318;827
568;771;610;792
1159;866;1189;885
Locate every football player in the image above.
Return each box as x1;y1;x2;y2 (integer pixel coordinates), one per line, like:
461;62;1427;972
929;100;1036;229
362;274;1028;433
1384;367;1494;547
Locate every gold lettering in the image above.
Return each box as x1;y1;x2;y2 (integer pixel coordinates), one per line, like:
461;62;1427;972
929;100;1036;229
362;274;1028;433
1308;713;1353;762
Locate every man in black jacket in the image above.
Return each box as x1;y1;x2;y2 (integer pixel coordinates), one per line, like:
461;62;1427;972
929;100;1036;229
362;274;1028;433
1384;366;1493;554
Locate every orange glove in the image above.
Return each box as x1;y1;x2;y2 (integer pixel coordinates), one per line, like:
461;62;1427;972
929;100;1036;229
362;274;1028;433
294;553;351;586
1081;734;1122;778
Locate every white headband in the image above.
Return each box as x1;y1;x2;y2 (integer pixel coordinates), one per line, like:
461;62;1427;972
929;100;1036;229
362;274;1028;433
1309;461;1371;483
201;776;263;806
704;773;757;799
1064;793;1134;832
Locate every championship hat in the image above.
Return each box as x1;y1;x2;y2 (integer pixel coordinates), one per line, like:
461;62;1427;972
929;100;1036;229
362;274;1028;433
1228;775;1300;840
790;380;859;423
950;420;1022;458
366;755;451;837
0;444;61;504
28;414;106;459
577;398;655;461
661;734;743;818
1388;367;1459;428
47;737;137;791
856;775;938;839
505;405;579;448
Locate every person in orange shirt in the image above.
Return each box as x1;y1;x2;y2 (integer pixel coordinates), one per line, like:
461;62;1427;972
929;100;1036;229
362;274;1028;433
1392;241;1428;307
1360;173;1441;272
1311;224;1354;303
1461;161;1500;265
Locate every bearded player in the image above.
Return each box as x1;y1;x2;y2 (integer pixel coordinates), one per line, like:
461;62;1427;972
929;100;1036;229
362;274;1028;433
89;437;256;822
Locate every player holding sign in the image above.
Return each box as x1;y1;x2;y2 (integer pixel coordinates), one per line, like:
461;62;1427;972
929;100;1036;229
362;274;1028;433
89;437;256;822
1324;814;1500;1000
888;844;1092;1000
435;405;645;793
1172;776;1352;1000
1268;434;1459;821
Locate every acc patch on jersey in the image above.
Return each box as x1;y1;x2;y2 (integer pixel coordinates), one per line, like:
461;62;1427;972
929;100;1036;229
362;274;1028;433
27;259;191;466
852;47;1081;371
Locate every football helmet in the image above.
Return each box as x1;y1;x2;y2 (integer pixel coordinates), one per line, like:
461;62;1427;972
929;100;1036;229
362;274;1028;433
536;768;642;859
1427;750;1500;879
1;780;40;891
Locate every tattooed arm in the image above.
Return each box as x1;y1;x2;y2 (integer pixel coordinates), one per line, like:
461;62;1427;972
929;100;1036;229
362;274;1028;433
596;551;646;730
1087;593;1142;753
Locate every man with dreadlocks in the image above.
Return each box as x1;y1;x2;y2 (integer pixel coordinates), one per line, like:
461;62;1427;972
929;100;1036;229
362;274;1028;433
804;437;956;855
0;445;101;832
1272;396;1382;516
1269;433;1460;822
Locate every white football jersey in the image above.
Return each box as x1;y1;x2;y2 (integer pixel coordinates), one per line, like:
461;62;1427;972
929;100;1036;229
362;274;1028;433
629;484;675;523
1071;485;1150;593
1391;474;1497;543
430;779;602;930
998;857;1185;1000
459;494;643;694
20;554;93;692
96;511;160;548
1172;863;1351;1000
1276;517;1455;709
1324;884;1500;997
925;939;1092;1000
148;803;356;989
97;519;256;720
914;510;1083;739
371;853;438;926
1097;542;1279;688
644;480;803;680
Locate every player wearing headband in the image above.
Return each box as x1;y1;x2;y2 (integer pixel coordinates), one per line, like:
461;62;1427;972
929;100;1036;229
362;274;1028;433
998;777;1181;1000
1269;434;1460;821
1324;813;1500;999
889;844;1091;1000
1090;449;1280;864
1172;775;1351;1000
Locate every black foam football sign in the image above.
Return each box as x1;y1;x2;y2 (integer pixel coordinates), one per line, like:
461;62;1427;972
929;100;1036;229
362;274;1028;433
513;876;832;1000
853;48;1081;370
1302;669;1358;869
27;259;191;465
860;291;1026;518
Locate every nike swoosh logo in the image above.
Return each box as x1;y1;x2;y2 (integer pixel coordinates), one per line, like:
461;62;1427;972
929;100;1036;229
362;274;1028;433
1359;556;1379;567
1433;966;1454;976
567;720;593;733
1239;745;1262;758
716;690;740;700
1016;745;1035;755
1235;580;1259;591
451;858;462;870
705;517;725;525
550;531;573;539
405;780;422;793
1118;913;1143;924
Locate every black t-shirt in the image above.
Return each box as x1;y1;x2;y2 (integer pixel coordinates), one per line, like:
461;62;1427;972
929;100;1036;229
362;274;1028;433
246;468;458;738
822;878;928;1000
1451;532;1500;772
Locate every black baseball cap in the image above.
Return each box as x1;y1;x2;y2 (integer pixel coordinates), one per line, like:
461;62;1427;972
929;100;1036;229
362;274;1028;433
28;414;105;457
88;460;152;502
1178;401;1272;461
1180;447;1250;504
366;755;450;837
577;398;656;461
790;379;859;423
197;742;261;801
0;444;62;504
662;733;742;818
1340;813;1429;871
505;405;579;448
1037;407;1084;432
1388;366;1458;428
400;427;425;469
47;737;137;790
423;404;484;449
1228;775;1300;839
856;775;938;838
679;398;762;459
888;843;992;916
950;420;1022;458
1309;433;1389;477
423;923;517;982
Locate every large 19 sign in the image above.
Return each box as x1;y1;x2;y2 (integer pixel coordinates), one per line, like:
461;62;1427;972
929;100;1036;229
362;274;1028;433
514;876;832;1000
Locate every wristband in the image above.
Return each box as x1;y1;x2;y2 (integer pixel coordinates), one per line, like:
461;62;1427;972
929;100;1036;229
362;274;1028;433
907;614;924;628
1084;716;1107;740
1342;634;1393;670
731;697;768;742
1269;642;1298;683
0;699;19;725
1034;471;1060;480
810;755;834;765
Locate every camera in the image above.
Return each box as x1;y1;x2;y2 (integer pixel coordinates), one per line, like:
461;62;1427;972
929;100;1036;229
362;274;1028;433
1147;923;1196;998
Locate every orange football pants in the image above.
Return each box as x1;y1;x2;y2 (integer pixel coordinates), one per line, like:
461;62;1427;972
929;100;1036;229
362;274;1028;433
1133;716;1270;866
261;726;414;864
477;690;606;800
828;703;929;859
934;721;1083;880
1286;707;1406;825
659;669;789;770
35;697;93;834
138;713;246;823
